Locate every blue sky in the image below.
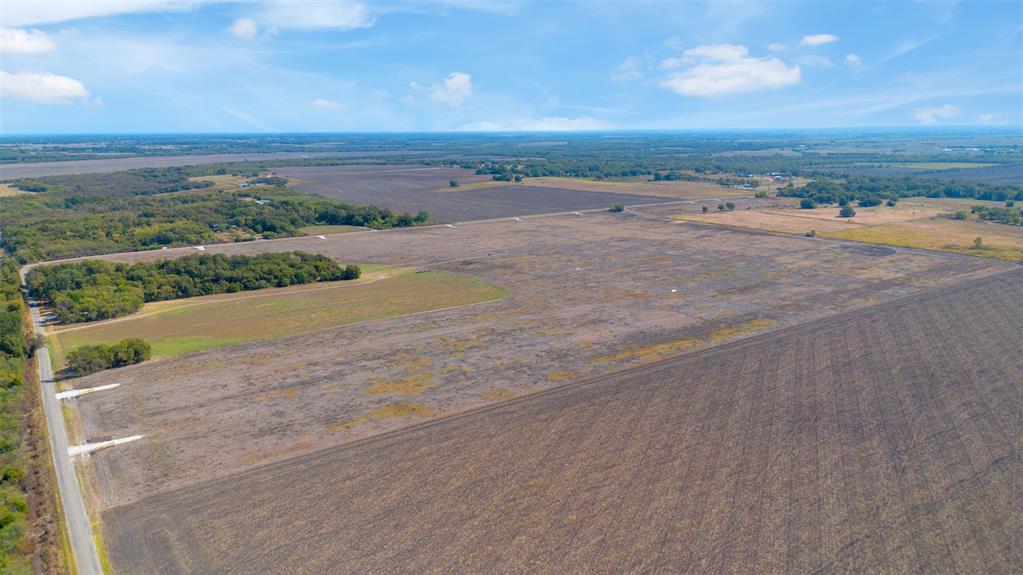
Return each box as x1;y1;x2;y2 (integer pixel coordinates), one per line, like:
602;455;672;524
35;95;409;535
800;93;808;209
1;0;1020;133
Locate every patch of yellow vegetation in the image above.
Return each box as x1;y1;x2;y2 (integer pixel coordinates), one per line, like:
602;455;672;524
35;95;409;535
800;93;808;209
439;180;512;192
365;372;435;396
547;370;576;383
327;417;366;432
823;221;1023;261
592;337;701;366
593;317;777;368
708;318;776;343
369;402;432;419
0;183;29;197
481;388;515;401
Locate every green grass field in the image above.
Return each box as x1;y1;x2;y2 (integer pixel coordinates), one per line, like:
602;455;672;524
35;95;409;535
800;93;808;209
49;267;507;367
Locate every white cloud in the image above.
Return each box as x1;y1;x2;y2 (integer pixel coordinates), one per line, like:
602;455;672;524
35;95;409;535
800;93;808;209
913;103;959;124
659;44;800;97
977;113;1003;125
1;0;217;27
256;0;373;30
799;34;839;47
0;71;90;104
426;72;472;107
229;18;259;40
795;55;833;68
459;116;606;131
844;54;863;68
768;42;787;52
611;57;641;82
0;28;55;54
312;97;339;109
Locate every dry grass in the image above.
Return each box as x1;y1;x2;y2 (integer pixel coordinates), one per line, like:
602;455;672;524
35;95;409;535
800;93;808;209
366;372;435;396
824;219;1023;261
0;182;29;197
369;402;432;419
676;198;1023;261
438;180;513;192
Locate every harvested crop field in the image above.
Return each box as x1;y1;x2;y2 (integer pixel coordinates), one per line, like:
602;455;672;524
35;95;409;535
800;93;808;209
675;198;1023;260
102;268;1023;574
277;165;685;222
48;268;506;362
65;207;1010;510
521;176;753;199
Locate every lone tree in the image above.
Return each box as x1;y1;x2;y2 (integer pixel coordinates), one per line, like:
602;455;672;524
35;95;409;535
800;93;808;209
839;205;857;218
800;198;816;209
702;206;709;213
725;202;736;211
973;236;984;250
449;180;458;188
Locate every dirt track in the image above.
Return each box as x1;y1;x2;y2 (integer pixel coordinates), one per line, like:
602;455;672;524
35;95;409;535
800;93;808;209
102;268;1023;574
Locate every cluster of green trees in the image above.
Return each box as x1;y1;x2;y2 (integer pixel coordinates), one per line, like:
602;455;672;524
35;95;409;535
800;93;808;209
970;205;1022;225
65;339;151;376
780;176;1023;205
0;187;427;263
0;260;32;572
11;168;211;196
27;252;359;324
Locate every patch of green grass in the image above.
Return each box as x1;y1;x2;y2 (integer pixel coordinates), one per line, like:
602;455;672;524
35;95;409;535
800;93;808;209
49;267;507;362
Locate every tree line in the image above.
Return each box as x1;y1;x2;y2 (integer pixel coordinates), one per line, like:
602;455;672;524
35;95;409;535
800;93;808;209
0;259;34;572
27;252;360;324
0;186;427;263
779;175;1023;205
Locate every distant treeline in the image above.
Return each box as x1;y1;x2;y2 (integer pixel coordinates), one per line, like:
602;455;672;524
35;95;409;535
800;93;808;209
0;186;427;263
27;252;360;324
65;339;151;377
0;259;33;572
778;176;1023;205
11;168;212;197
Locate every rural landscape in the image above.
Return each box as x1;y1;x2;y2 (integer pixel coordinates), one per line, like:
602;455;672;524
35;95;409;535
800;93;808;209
1;1;1021;574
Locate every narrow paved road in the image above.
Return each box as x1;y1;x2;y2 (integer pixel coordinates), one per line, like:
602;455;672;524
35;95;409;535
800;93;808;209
29;301;104;575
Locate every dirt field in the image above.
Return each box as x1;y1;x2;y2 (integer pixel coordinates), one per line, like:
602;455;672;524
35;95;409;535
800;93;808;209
0;152;426;179
676;198;1023;260
101;268;1023;574
277;165;688;222
61;206;1010;512
520;176;752;199
48;268;506;362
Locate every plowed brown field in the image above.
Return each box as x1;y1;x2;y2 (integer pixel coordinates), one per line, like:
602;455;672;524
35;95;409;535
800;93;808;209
102;268;1023;574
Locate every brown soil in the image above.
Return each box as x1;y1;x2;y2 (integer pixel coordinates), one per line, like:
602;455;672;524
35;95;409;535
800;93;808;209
101;269;1023;574
65;208;1008;510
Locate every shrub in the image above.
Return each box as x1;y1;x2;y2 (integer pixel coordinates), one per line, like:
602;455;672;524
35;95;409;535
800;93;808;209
973;236;984;250
886;199;897;207
702;206;708;213
806;230;817;237
609;204;625;213
449;180;458;188
66;339;152;377
800;198;816;209
839;206;857;218
725;202;736;210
